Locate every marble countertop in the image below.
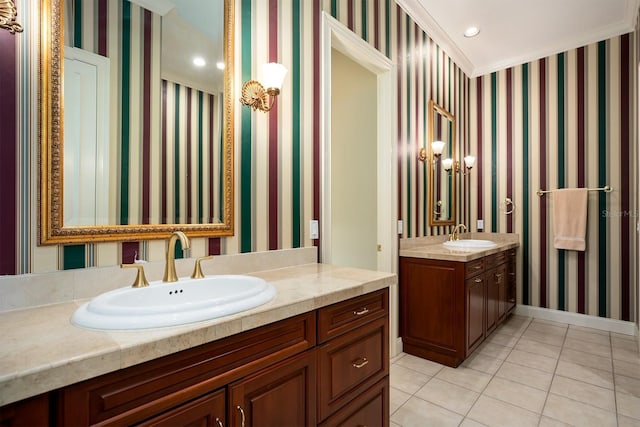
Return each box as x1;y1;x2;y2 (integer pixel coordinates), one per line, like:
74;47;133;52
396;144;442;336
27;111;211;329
399;233;520;262
0;263;395;406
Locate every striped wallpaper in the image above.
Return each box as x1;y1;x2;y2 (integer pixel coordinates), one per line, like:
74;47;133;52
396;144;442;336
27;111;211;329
2;0;638;322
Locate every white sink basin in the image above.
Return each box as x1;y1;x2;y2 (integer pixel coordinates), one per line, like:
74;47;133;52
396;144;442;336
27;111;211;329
442;239;498;250
72;275;276;330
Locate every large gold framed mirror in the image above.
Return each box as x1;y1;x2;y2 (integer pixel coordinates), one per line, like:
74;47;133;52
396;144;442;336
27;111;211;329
427;99;456;227
40;0;234;244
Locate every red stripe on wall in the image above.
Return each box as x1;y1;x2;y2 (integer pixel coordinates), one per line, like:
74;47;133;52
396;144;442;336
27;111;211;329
506;68;513;233
577;47;586;314
186;88;193;223
373;0;379;51
396;6;403;234
268;0;279;251
98;0;107;56
539;58;548;308
0;31;17;274
620;33;631;321
348;0;354;31
475;76;483;227
209;95;215;221
208;238;221;256
142;11;152;224
121;242;139;264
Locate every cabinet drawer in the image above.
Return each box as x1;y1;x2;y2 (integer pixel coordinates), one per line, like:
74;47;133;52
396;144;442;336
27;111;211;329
465;258;484;278
485;251;507;269
136;389;225;427
318;316;389;421
318;289;388;343
319;378;389;427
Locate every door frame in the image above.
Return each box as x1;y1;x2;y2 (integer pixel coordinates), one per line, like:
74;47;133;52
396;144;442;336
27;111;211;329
319;12;397;275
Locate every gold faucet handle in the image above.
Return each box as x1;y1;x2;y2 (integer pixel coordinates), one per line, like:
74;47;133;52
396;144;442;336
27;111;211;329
191;256;213;279
121;263;149;288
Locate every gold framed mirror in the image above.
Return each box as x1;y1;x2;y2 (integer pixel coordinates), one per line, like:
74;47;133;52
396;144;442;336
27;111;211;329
39;0;234;244
427;99;456;227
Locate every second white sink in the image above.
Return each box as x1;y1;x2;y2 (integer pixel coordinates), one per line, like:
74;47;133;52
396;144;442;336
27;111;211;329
442;239;498;250
72;275;276;330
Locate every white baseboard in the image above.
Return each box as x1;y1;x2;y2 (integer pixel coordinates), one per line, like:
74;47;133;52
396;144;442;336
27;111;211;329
515;305;637;336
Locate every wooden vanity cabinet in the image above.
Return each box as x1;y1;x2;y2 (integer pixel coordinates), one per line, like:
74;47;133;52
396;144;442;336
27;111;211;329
14;288;389;427
400;249;516;367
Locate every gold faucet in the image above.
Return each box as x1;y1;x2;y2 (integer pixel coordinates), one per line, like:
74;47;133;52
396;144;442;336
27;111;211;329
163;231;191;282
449;224;467;241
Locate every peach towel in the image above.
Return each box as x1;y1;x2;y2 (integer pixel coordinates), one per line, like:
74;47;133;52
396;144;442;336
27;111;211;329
553;188;588;251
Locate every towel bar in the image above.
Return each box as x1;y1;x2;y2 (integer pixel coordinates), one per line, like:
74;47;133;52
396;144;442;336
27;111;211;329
536;185;612;197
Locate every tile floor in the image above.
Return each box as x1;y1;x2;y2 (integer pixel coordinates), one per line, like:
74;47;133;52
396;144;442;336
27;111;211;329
390;315;640;427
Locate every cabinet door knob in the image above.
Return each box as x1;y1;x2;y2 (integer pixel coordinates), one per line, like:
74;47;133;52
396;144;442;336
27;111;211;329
474;278;482;283
215;418;224;427
352;357;369;368
353;308;369;316
236;406;246;427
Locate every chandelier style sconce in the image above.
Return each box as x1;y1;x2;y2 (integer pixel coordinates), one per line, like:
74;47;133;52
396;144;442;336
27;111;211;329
240;63;287;112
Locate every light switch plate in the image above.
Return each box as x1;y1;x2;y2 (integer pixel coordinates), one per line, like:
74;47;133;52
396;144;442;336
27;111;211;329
310;220;319;239
477;219;484;230
398;220;404;235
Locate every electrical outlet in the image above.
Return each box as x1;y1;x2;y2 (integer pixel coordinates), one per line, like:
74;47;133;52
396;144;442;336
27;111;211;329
477;219;484;230
310;220;319;239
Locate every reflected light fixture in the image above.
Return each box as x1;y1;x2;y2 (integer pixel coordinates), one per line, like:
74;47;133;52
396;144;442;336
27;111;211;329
193;56;206;67
240;62;287;112
418;140;445;162
216;61;225;70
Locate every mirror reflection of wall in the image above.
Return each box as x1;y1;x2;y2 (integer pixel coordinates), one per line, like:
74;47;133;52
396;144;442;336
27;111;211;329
62;0;224;227
428;99;456;226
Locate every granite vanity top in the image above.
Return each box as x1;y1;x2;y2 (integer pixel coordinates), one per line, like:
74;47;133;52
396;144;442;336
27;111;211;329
0;262;395;406
399;232;520;262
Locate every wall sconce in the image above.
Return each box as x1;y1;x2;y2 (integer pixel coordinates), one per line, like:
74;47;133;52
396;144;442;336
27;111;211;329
418;140;445;162
459;155;475;175
0;0;24;34
240;63;287;112
442;158;454;171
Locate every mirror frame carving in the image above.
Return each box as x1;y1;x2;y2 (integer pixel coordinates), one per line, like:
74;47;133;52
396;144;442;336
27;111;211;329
427;99;456;227
39;0;235;244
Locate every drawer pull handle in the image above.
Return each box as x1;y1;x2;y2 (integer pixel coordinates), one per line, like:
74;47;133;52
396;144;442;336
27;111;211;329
237;406;246;427
215;418;224;427
474;278;482;283
352;357;369;368
353;308;369;316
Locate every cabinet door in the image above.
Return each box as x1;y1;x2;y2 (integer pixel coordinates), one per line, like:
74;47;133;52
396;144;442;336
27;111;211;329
486;269;499;334
319;378;389;427
496;264;507;322
506;251;517;314
0;394;48;427
466;275;485;355
229;350;316;427
137;389;225;427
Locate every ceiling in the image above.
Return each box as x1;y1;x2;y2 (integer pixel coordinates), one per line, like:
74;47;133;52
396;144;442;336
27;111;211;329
399;0;639;77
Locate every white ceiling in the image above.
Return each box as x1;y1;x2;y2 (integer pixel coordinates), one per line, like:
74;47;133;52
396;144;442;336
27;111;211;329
399;0;639;77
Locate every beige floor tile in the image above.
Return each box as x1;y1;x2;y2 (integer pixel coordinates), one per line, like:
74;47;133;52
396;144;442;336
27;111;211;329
390;396;463;427
482;376;547;413
390;386;412;415
614;358;640;380
395;353;444;377
617;391;640;420
435;366;493;393
495;360;554;391
615;374;640;398
484;331;520;348
566;328;612;346
467;395;540;427
459;418;489;427
563;337;612;359
543;394;617;427
568;324;610;336
613;346;640;364
549;375;616;412
538;416;573;427
560;347;612;372
390;364;431;395
390;352;406;365
611;332;638;342
495;318;530;337
506;349;558;373
515;337;562;359
555;360;614;389
415;377;480;415
522;329;566;347
612;336;639;352
527;320;568;336
390;422;401;427
476;342;512;360
618;414;640;427
462;352;504;375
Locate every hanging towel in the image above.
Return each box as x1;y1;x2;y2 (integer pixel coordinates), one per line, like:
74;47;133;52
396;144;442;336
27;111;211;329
552;188;588;251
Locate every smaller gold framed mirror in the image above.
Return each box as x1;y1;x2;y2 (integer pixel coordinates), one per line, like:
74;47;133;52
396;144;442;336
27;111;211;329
427;100;456;227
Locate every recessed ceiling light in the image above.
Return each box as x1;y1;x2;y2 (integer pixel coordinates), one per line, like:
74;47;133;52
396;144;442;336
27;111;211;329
216;61;225;70
193;57;206;67
464;26;480;38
